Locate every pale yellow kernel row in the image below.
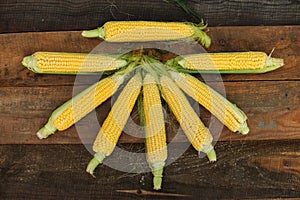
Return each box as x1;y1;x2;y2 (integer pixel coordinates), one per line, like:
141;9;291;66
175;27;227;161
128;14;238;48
35;52;125;72
104;21;195;42
143;74;167;164
93;73;142;156
180;52;267;70
160;75;212;151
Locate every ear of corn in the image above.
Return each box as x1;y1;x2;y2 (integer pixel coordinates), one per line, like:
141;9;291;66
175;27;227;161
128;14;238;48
37;74;125;139
173;52;284;73
159;75;216;162
142;73;167;190
87;72;142;176
82;21;211;48
22;52;127;74
170;71;249;134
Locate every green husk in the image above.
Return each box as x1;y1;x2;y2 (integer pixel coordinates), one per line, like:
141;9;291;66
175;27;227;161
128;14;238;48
86;152;106;177
82;27;105;39
202;144;217;163
190;22;211;48
150;162;165;190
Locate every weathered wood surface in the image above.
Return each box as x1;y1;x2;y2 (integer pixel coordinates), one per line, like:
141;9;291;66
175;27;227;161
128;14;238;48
0;26;299;87
0;80;299;144
0;23;299;199
1;141;299;199
0;0;300;33
0;26;299;145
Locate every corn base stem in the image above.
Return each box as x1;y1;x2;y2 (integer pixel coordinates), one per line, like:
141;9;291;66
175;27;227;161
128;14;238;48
86;152;106;177
36;122;57;139
81;27;105;39
22;55;41;73
150;161;165;190
81;28;99;38
22;55;31;67
206;148;217;163
200;144;217;162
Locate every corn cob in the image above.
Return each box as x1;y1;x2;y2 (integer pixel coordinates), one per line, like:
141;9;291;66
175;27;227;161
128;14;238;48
175;52;284;73
142;73;167;190
160;75;216;161
170;71;249;134
87;72;142;175
82;21;211;48
37;74;125;139
22;52;127;74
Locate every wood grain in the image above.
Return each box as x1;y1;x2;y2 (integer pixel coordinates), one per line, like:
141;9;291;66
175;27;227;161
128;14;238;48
1;141;299;199
0;0;299;33
0;26;299;87
1;2;299;199
0;80;299;144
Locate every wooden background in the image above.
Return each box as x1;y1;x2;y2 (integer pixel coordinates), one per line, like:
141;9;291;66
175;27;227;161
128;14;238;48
0;0;300;199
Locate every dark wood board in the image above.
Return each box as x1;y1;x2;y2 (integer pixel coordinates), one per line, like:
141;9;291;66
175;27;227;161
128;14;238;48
0;26;299;87
1;141;299;199
0;0;300;33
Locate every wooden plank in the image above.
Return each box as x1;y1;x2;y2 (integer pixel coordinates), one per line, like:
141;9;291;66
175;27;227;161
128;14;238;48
0;0;299;33
0;26;299;87
1;81;299;144
207;26;300;82
0;31;98;87
189;0;300;26
1;141;299;199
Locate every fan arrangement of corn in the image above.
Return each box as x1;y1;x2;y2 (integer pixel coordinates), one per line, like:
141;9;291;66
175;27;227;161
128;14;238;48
22;21;284;190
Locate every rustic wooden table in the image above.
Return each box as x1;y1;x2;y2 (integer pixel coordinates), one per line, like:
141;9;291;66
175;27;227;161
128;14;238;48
1;1;299;199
